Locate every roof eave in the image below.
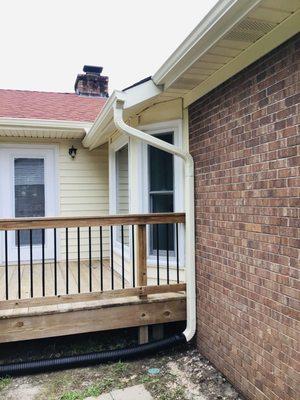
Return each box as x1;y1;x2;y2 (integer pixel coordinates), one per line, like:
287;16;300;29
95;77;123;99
83;79;162;149
152;0;263;88
0;117;93;133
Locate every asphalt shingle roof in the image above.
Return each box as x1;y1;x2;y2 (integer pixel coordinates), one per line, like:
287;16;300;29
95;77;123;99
0;89;106;122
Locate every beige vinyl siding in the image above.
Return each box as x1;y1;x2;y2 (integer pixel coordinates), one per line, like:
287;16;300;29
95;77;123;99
115;144;130;247
116;145;129;215
59;140;109;260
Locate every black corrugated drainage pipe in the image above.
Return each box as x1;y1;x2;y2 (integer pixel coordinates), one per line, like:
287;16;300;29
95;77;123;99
0;334;186;377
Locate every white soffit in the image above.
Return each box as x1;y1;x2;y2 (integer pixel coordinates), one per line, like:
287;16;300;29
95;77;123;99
153;0;300;106
0;118;92;139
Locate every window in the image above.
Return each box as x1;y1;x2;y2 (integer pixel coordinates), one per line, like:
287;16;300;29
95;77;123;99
14;158;45;246
115;145;129;245
148;133;175;253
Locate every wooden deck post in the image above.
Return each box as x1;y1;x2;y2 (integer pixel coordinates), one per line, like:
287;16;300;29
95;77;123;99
137;224;149;344
137;224;147;290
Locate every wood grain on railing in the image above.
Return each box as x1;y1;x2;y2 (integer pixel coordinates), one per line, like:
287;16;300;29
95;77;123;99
0;283;186;310
137;224;147;299
0;213;185;231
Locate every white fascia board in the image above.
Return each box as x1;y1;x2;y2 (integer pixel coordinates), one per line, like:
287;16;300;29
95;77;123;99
83;80;162;149
82;91;121;149
152;0;263;89
0;117;92;133
123;79;162;108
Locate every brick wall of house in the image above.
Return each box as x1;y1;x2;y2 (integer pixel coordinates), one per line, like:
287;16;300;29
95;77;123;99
189;34;299;400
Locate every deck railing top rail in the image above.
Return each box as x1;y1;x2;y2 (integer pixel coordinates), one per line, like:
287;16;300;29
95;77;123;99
0;212;185;231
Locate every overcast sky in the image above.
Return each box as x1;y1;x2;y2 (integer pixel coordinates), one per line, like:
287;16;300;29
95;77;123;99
0;0;218;94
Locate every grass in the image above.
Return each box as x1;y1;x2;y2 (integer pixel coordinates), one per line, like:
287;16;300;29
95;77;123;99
60;377;116;400
0;377;11;391
158;387;186;400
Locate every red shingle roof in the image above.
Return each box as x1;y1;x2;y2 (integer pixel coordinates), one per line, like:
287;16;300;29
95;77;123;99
0;89;107;122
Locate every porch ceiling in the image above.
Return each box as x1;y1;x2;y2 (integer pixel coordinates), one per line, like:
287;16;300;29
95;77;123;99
153;0;300;106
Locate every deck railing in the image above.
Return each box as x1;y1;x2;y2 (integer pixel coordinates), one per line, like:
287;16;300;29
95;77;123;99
0;213;185;303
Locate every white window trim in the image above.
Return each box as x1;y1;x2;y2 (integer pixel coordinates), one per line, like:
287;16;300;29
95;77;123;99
0;143;59;264
137;119;185;268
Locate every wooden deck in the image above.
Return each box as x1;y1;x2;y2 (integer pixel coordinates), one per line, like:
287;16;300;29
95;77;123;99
0;213;186;344
0;260;123;301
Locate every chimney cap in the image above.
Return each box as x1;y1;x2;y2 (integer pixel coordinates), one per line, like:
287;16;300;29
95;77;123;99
83;65;103;75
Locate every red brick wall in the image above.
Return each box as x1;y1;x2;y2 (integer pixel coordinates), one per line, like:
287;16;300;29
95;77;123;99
189;34;299;400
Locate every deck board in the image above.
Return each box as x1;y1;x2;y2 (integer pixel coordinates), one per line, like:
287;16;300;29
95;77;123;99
0;259;123;301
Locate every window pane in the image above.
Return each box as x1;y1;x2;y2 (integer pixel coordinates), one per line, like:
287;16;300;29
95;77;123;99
149;133;173;192
115;145;129;245
149;133;175;254
150;194;174;252
14;158;45;246
150;193;173;213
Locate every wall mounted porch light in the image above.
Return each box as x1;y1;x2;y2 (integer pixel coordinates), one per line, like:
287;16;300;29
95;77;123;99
68;145;77;159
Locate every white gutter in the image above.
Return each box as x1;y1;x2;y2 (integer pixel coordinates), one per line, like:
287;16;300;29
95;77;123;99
113;93;196;341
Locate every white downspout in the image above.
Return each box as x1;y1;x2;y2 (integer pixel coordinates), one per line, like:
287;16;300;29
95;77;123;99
113;97;196;342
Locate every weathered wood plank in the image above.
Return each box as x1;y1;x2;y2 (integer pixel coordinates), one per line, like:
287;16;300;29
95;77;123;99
0;213;185;231
0;283;186;310
137;225;147;288
0;296;186;343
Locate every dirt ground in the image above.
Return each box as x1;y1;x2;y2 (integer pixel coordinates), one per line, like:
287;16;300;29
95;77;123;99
0;325;244;400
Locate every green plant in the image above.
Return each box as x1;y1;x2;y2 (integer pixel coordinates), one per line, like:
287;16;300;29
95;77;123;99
60;377;116;400
0;376;12;391
158;387;186;400
60;391;81;400
112;361;127;374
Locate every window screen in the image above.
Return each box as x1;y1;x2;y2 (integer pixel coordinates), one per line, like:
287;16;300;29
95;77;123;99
14;158;45;246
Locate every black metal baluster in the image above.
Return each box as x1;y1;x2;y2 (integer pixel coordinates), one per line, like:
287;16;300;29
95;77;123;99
110;226;114;290
17;230;21;299
77;227;81;293
42;229;45;297
54;228;57;295
29;229;33;297
89;226;92;292
100;226;103;291
4;231;8;300
121;225;125;289
66;228;69;294
176;223;179;284
166;224;170;285
156;224;160;285
132;225;135;287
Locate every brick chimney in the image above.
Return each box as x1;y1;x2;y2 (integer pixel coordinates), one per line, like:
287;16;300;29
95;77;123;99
74;65;109;97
